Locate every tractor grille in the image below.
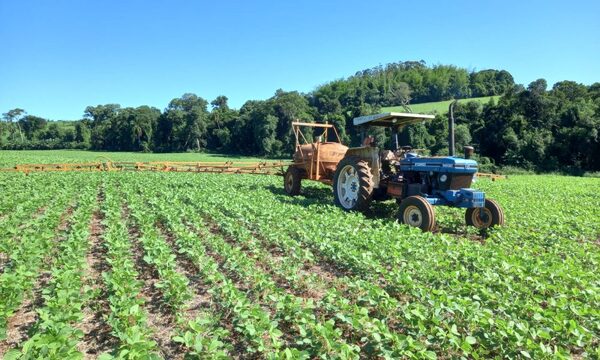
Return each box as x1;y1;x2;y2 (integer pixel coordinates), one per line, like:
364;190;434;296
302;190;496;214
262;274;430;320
450;174;473;189
472;191;485;207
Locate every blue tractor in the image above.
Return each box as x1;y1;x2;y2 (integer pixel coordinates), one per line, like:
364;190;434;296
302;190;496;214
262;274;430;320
332;110;505;232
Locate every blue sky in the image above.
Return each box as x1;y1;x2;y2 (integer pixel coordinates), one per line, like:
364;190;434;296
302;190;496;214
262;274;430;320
1;0;599;120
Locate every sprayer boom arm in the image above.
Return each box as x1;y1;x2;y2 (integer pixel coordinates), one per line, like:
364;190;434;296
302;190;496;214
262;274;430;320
1;160;292;175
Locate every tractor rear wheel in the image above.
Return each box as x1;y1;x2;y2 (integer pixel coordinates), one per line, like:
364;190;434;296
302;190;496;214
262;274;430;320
333;156;373;211
284;166;302;196
465;198;505;229
398;196;436;232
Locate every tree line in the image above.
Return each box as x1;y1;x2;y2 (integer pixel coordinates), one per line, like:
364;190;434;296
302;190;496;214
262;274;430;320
1;61;599;173
399;79;600;173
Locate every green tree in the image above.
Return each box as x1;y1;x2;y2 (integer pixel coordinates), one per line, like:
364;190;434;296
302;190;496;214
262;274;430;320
84;104;121;124
254;114;280;156
469;69;515;97
156;94;209;151
2;108;26;141
208;96;238;151
74;122;91;145
18;115;47;139
84;104;121;149
269;89;313;155
40;123;63;141
552;100;600;171
115;106;161;151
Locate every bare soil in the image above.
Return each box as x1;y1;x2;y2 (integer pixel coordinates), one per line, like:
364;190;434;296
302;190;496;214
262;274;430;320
0;272;51;357
77;195;119;359
0;252;8;273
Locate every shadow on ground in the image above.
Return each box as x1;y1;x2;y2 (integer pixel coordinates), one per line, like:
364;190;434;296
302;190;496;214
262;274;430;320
260;183;486;240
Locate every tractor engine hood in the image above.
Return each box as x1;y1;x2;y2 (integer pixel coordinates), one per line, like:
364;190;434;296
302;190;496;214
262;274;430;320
400;155;478;174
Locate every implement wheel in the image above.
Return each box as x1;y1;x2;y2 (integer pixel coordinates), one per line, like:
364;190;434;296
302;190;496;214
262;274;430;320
398;196;436;232
333;156;373;211
284;166;302;196
465;198;505;229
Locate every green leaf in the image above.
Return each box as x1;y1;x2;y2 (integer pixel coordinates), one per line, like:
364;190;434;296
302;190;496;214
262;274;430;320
3;349;22;360
465;336;477;345
520;350;531;358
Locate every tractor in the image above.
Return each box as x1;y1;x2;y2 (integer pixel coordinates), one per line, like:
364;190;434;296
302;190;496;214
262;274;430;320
284;109;505;232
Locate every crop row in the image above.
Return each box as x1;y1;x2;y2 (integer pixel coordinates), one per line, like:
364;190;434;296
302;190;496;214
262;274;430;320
5;179;98;358
0;175;83;340
156;196;288;357
121;184;193;319
98;180;160;359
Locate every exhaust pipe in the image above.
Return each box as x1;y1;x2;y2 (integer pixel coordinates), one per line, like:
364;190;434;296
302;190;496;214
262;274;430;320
448;100;458;156
464;146;474;159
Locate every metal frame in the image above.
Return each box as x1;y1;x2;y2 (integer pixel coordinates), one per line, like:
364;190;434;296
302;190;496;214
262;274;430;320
1;160;290;175
291;121;342;183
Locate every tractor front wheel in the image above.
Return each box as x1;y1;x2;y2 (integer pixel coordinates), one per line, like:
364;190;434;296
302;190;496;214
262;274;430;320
284;166;302;196
398;196;436;232
333;156;373;211
465;198;505;229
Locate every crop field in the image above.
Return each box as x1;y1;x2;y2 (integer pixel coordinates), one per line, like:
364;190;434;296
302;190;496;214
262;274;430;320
0;150;269;167
381;96;501;115
0;153;599;359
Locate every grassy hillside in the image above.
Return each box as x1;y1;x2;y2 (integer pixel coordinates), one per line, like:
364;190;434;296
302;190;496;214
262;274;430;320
382;95;500;114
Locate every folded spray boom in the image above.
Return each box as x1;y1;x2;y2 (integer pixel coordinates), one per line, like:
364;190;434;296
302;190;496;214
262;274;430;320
0;160;291;175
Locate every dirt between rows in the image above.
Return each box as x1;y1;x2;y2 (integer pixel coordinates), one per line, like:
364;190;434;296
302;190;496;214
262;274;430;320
201;213;348;300
0;272;52;357
156;224;212;324
77;196;119;359
122;205;183;359
156;222;249;359
0;252;8;273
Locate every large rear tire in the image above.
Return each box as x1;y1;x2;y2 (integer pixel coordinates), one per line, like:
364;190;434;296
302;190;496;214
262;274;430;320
284;166;302;196
398;196;436;232
333;156;373;211
465;198;505;229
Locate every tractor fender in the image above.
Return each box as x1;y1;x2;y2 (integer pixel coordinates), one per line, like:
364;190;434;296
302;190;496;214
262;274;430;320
344;146;381;188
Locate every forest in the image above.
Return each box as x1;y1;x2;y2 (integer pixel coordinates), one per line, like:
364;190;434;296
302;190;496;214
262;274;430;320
2;61;599;173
